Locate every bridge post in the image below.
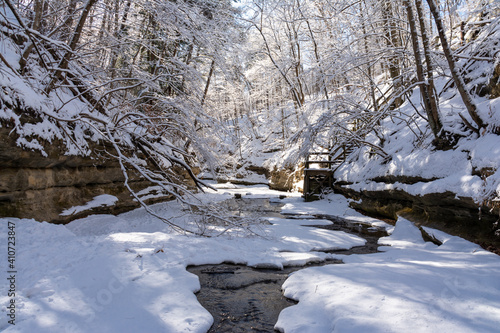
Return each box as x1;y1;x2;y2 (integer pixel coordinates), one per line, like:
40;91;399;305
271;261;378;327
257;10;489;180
303;144;354;201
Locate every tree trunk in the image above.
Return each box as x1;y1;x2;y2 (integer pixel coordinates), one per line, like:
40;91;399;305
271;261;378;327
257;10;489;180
46;0;99;93
382;0;403;108
360;1;378;113
297;0;329;100
284;4;305;108
19;0;44;72
253;5;303;109
426;0;484;131
60;0;79;43
404;0;441;136
415;0;441;134
201;60;215;106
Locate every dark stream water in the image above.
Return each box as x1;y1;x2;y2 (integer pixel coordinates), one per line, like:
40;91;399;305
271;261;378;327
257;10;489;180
187;197;388;333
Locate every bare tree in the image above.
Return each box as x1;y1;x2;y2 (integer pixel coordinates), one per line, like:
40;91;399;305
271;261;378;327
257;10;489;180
426;0;485;132
404;0;442;137
381;0;404;108
415;0;441;135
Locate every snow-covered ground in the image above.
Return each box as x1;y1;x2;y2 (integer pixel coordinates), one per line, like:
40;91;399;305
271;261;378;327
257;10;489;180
276;218;500;333
335;96;500;203
1;184;500;332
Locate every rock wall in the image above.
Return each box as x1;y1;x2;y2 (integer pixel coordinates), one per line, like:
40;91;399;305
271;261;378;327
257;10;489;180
269;165;304;192
0;126;172;224
334;179;500;252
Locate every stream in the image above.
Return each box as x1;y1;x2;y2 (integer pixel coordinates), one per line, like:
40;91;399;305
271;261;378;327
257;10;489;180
187;197;388;332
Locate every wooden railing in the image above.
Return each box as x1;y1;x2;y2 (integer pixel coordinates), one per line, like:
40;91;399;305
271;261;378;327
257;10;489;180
303;144;355;201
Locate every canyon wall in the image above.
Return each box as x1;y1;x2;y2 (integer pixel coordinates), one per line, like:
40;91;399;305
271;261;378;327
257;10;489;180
0;125;172;224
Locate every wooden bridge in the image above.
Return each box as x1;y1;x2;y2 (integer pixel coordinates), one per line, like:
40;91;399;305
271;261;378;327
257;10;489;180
303;144;354;201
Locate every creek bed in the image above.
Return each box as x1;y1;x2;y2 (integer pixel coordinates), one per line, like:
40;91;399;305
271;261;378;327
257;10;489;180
188;263;303;332
187;197;388;332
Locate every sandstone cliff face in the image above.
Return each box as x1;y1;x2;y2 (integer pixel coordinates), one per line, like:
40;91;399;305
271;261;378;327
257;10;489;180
333;177;500;252
0;125;172;224
268;165;303;192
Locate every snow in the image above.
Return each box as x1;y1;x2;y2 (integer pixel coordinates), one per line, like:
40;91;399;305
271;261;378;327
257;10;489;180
276;218;500;333
334;86;500;202
1;3;500;331
1;186;499;332
60;194;119;216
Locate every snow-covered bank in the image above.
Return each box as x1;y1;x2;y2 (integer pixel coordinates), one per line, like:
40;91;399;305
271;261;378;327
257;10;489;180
276;218;500;333
1;185;499;332
327;69;500;250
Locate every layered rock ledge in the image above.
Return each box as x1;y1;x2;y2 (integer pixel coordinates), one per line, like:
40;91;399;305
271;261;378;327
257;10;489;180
333;176;500;253
0;126;173;224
